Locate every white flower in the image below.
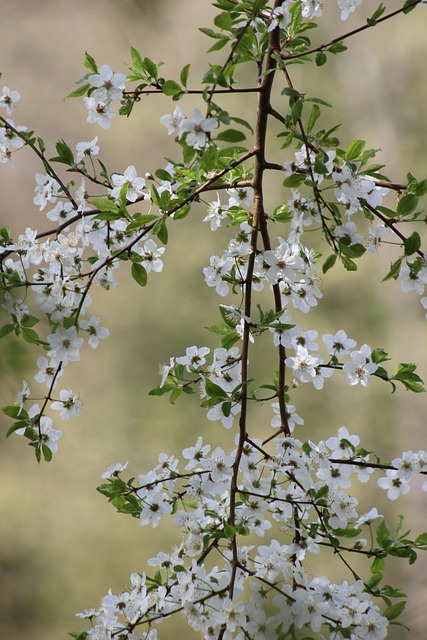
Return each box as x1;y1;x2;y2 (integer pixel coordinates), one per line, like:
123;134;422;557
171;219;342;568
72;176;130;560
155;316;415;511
203;194;229;230
34;356;63;387
101;461;129;479
338;0;364;21
0;86;20;115
268;3;292;32
355;508;383;527
203;254;233;296
335;221;364;246
47;326;84;365
285;346;322;384
322;329;357;356
135;238;165;273
159;105;185;136
343;344;378;387
271;402;304;432
176;346;210;371
236;318;254;343
182;437;211;470
88;64;126;103
33;173;60;210
159;357;174;387
0;118;27;154
83;96;115;129
180;108;216;149
227;186;254;209
1;291;29;323
206;401;240;429
76;136;99;163
300;1;325;19
15;380;30;414
47;201;75;223
377;470;410;500
325;426;360;458
39;415;62;454
328;491;358;528
263;238;302;285
399;263;427;295
51;388;82;420
354;609;388;640
80;316;110;349
139;490;172;527
110;165;147;202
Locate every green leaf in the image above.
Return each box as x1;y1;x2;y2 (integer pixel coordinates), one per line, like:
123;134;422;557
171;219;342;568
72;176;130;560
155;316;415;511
315;51;327;66
371;557;385;574
345;139;366;162
65;83;90;99
339;242;366;259
161;80;183;98
407;177;427;197
207;37;229;53
89;197;119;213
322;254;337;274
393;363;425;393
382;258;402;282
169;388;182;405
291;99;303;122
41;444;52;462
397;193;418;217
368;3;386;25
223;521;236;539
306;104;320;134
51;139;75;166
127;213;158;232
404;231;421;256
200;144;218;173
376;205;397;218
84;51;98;73
403;0;419;14
330;527;361;538
328;41;347;54
2;405;29;419
143;57;160;80
283;173;306;188
6;421;30;438
281;87;301;98
130;46;143;69
21;327;42;345
0;323;14;339
205;378;228;400
216;129;246;143
341;255;357;271
20;315;39;328
376;521;391;549
415;532;427;546
365;572;383;590
131;263;147;287
384;601;406;621
152;217;168;245
180;64;190;88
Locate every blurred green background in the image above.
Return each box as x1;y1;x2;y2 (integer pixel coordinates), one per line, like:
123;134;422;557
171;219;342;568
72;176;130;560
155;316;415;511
0;1;426;638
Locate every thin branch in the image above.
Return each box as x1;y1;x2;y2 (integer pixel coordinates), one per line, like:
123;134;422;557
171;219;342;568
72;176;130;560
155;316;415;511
279;0;424;62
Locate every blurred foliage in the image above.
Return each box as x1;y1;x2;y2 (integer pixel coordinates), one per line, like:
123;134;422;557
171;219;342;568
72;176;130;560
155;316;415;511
0;1;426;639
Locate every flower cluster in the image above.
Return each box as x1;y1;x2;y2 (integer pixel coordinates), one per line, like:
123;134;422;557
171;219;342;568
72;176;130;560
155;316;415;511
160;105;217;150
84;64;126;129
2;2;427;639
85;424;427;639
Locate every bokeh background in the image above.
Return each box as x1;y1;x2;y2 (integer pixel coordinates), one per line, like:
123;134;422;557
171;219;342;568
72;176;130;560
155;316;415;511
0;1;426;638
